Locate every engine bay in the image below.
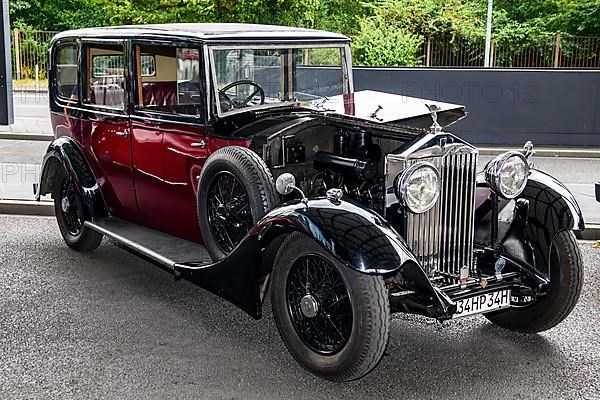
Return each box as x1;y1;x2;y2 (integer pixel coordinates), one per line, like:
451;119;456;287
264;122;412;213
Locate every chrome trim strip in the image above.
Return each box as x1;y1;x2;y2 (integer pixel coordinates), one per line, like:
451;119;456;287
84;221;176;269
209;43;347;51
203;43;212;123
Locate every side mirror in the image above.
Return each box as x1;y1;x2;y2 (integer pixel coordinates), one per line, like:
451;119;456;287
275;173;297;196
275;173;309;206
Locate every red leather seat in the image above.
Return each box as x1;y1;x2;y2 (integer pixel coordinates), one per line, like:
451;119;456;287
142;82;177;107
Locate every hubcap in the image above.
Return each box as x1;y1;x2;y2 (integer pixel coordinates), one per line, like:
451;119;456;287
215;204;229;220
300;295;319;318
286;254;353;355
61;197;70;213
59;179;83;236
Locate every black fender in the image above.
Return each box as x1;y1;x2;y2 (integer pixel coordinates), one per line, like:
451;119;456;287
35;136;108;220
175;198;449;319
474;169;584;279
257;198;418;275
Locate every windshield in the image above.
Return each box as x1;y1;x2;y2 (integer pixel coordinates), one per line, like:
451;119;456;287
211;46;346;114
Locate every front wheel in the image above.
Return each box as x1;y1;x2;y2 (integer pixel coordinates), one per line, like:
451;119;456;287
271;232;390;381
485;230;583;333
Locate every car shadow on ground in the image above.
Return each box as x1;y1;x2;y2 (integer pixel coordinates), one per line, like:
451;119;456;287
67;240;572;399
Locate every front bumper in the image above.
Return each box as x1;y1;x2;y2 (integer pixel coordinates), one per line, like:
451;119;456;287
389;269;549;320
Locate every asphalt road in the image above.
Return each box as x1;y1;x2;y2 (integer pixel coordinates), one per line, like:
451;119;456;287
0;215;598;399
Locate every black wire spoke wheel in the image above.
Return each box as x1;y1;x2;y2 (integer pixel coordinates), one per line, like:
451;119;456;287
286;254;353;355
59;178;83;236
53;175;102;252
197;146;278;260
271;232;390;381
206;171;254;254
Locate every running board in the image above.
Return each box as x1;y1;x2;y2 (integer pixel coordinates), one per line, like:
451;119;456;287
85;217;212;270
85;216;263;319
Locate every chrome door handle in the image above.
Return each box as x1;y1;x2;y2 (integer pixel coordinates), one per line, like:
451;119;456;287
190;140;206;148
115;131;129;137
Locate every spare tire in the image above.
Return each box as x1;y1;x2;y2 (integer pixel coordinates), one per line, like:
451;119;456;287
197;146;278;260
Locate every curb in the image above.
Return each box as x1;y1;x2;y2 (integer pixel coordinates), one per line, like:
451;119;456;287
0;200;598;240
0;200;54;216
575;225;600;241
0;132;53;141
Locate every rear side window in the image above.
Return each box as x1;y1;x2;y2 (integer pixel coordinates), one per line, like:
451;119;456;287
85;43;126;110
55;44;79;100
134;44;204;119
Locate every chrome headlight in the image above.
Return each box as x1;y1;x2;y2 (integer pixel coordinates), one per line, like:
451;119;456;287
395;162;441;213
485;151;529;199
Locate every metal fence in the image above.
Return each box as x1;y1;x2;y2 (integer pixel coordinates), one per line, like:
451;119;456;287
8;30;600;80
11;29;58;81
422;34;600;68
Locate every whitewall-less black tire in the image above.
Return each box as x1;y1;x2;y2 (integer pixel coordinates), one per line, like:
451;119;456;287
485;230;583;332
197;146;278;260
271;232;390;381
54;176;102;252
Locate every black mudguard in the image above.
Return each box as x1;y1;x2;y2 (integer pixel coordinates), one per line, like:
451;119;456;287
474;170;584;279
175;198;448;319
35;136;107;220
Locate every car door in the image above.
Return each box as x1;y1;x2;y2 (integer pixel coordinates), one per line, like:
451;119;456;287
80;39;140;223
130;41;209;242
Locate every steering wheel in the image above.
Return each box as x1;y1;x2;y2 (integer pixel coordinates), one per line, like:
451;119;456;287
219;80;265;110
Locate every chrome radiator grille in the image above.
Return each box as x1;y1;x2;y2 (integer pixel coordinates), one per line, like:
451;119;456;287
406;150;478;278
386;139;478;280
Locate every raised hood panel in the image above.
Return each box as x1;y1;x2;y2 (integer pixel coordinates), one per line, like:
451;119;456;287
309;90;466;128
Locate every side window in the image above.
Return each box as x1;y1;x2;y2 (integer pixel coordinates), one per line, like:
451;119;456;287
135;44;204;119
55;44;79;100
85;44;126;109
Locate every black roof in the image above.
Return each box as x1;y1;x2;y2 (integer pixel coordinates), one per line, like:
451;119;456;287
53;23;350;43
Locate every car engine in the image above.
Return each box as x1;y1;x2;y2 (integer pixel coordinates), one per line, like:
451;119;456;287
264;122;413;213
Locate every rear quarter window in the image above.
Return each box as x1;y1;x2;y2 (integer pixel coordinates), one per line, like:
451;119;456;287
55;44;79;100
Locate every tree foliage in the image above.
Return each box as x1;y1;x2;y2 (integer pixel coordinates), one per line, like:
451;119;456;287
8;0;600;66
353;15;424;67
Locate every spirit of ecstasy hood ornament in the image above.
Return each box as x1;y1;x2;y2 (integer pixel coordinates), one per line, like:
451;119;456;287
426;104;442;134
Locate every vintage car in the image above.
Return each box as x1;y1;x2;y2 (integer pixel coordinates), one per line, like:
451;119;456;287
37;23;584;381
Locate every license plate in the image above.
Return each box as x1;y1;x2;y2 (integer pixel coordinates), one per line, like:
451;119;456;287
453;289;511;318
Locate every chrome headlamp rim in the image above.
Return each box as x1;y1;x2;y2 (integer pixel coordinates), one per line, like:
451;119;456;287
395;161;441;214
484;151;530;199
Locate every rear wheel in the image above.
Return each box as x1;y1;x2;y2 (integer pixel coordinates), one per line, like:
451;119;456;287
271;233;390;381
485;230;583;333
54;176;102;252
